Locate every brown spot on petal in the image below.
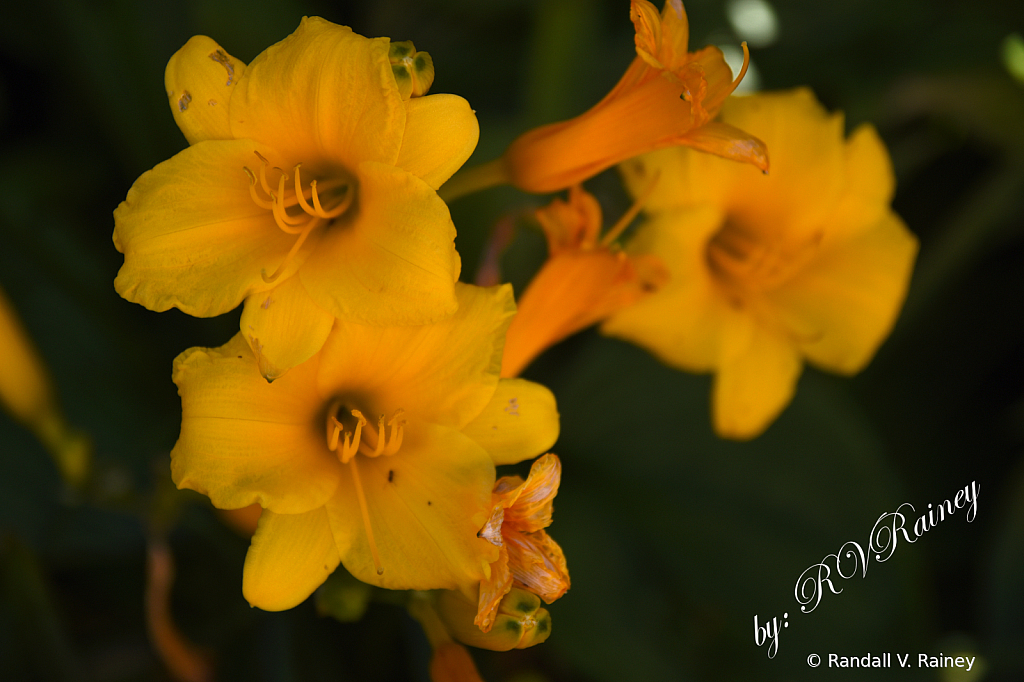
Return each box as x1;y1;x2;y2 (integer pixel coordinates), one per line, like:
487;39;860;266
178;91;192;112
209;50;235;86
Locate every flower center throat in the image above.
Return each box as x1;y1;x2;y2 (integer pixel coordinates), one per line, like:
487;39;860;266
243;151;356;284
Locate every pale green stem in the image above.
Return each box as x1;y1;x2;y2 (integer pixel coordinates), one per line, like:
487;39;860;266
438;158;509;202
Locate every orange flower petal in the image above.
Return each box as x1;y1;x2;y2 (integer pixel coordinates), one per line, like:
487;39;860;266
504;529;570;604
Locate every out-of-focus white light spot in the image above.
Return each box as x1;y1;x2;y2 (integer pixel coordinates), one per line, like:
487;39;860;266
726;0;779;48
720;44;761;94
1002;33;1024;85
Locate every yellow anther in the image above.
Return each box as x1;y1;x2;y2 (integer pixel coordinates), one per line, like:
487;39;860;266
244;167;275;209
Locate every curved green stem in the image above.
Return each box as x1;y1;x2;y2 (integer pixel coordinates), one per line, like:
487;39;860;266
438;158;509;202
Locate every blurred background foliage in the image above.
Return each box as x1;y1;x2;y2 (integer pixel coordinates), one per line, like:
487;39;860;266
1;0;1023;680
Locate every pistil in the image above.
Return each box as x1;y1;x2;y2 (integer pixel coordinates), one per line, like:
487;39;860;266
325;404;408;577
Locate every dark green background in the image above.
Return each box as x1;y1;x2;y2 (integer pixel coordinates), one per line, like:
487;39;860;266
1;0;1023;680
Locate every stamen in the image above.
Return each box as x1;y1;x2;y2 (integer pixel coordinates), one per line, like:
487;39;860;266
293;164;319;217
254;151;274;196
731;42;751;89
348;456;384;575
327;416;343;452
244;167;274;209
311;181;354;219
272;173;308;227
601;169;661;247
384;410;406;456
340;410;367;464
260;217;320;283
356;409;406;458
360;414;388;457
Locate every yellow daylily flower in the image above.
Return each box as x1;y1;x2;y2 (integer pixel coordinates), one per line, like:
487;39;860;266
473;454;569;633
442;0;766;199
115;18;479;379
603;89;919;439
501;185;668;377
171;284;560;610
0;286;90;487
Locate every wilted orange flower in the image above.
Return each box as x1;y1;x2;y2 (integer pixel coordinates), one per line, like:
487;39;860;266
115;18;478;379
171;284;560;610
603;89;919;439
501;185;668;377
443;0;766;199
473;454;569;632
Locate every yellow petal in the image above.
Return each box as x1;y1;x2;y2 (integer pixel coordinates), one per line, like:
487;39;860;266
716;89;847;240
171;334;342;514
325;422;496;590
316;283;515;430
239;275;335;381
711;321;802;440
242;506;341;611
164;35;246;144
825;124;896;243
768;212;918;375
229;17;405;169
601;206;731;371
298;161;459;325
114;138;313;316
396;94;480;190
461;379;559;466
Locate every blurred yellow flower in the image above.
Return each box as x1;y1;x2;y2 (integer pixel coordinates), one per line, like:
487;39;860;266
170;284;560;610
114;18;478;379
603;89;918;439
0;286;90;487
501;185;668;377
474;454;569;633
444;0;766;199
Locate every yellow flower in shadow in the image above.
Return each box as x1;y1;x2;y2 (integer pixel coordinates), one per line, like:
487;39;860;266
444;0;766;199
0;286;90;487
603;89;918;439
114;18;478;380
170;284;560;610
